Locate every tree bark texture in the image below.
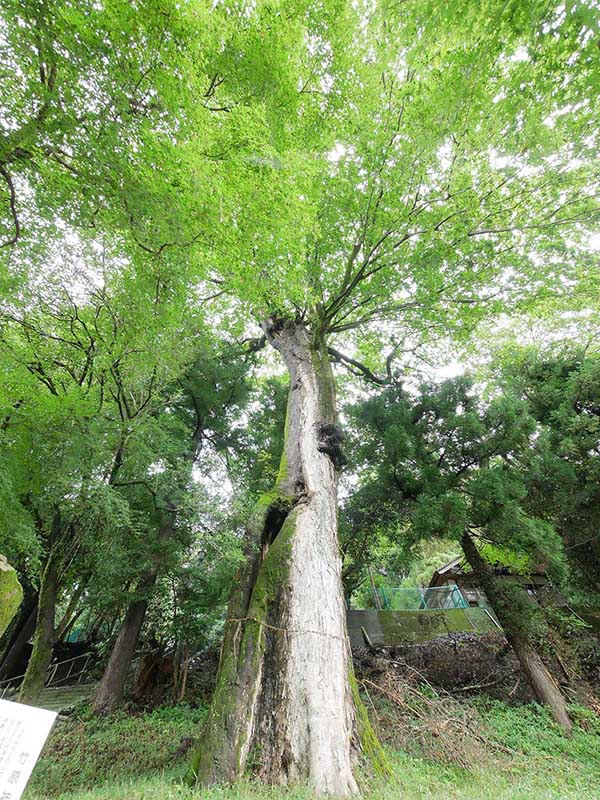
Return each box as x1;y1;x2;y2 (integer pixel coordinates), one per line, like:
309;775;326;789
18;545;60;704
91;581;154;715
188;319;385;796
92;516;174;715
461;532;572;731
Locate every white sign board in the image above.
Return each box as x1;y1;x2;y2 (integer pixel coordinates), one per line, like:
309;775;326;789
0;698;57;800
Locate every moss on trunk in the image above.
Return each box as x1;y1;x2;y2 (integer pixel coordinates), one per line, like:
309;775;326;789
19;543;60;705
186;498;297;785
348;667;391;780
188;319;381;796
0;555;23;638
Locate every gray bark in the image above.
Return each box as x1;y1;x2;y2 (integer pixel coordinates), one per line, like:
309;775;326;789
188;319;363;796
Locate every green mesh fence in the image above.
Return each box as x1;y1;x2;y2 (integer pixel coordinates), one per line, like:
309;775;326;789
378;585;469;610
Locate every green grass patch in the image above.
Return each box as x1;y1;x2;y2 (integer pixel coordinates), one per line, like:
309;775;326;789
24;699;600;800
475;698;600;767
25;704;207;798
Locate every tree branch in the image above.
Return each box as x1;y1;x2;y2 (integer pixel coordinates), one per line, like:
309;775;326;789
0;165;21;248
327;347;388;385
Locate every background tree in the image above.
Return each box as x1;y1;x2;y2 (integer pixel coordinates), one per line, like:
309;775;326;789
0;253;202;702
494;346;600;607
92;336;258;714
348;377;572;728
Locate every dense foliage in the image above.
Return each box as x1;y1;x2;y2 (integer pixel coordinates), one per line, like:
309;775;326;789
0;0;598;795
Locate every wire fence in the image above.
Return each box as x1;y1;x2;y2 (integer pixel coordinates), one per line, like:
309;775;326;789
378;585;469;611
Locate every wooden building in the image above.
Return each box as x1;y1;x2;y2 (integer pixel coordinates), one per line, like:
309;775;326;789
427;555;560;610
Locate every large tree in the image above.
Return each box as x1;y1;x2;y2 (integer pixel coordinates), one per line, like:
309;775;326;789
1;0;598;793
185;2;598;792
0;0;316;709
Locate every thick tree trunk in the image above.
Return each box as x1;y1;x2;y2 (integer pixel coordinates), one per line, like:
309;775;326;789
188;319;385;796
461;532;572;731
92;516;173;715
18;546;60;704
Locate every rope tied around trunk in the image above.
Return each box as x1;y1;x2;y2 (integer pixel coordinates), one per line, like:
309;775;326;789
226;615;350;642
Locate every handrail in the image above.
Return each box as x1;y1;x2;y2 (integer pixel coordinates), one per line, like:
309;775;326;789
480;606;503;630
0;651;93;698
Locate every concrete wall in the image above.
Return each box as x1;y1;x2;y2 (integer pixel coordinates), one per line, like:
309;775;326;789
347;607;499;649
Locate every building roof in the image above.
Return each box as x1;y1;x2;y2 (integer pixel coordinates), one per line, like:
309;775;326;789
428;552;549;589
428;556;468;587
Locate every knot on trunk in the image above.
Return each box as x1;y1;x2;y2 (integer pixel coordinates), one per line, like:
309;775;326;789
316;422;347;470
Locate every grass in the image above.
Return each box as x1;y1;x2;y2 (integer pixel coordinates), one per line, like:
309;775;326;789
25;705;207;798
24;699;600;800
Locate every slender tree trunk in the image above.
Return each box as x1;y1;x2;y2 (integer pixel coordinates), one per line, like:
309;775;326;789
92;516;173;715
188;319;385;796
461;532;572;731
59;607;84;644
18;545;60;704
91;579;154;715
0;600;37;681
87;611;108;644
173;640;189;702
55;579;87;642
